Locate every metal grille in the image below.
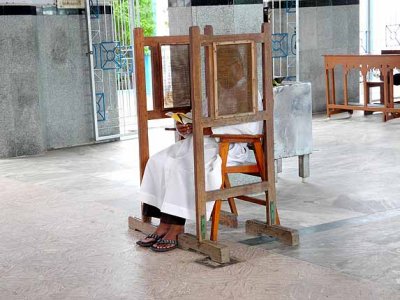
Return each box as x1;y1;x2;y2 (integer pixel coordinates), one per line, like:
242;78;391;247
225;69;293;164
87;0;137;140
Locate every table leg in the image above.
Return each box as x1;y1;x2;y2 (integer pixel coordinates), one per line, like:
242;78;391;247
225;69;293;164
299;154;310;182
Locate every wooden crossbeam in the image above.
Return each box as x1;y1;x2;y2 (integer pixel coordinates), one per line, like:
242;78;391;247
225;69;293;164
245;219;299;246
206;181;269;202
201;33;264;44
201;111;270;128
178;233;230;264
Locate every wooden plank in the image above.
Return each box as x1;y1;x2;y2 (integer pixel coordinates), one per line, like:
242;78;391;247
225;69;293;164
151;45;163;111
134;28;149;181
190;26;207;242
382;67;389;122
381;50;400;55
325;67;331;116
144;35;190;46
362;69;368;108
202;111;270;128
343;69;349;106
261;23;277;226
323;54;400;66
245;219;299;246
206;181;269;202
128;216;157;235
328;104;400;113
236;195;266;206
147;107;191;120
204;25;215;119
331;68;336;105
178;233;230;264
226;164;259;174
201;33;264;45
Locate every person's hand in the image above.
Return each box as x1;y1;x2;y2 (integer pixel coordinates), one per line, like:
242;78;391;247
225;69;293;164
176;123;192;137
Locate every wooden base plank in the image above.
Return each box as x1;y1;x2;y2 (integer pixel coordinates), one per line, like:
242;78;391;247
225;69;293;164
128;216;157;235
178;233;230;264
245;219;299;246
219;210;238;228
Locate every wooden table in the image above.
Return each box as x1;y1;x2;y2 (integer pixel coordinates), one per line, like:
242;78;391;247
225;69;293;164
324;54;400;121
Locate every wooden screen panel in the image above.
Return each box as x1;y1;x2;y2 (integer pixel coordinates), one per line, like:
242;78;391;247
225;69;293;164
213;42;257;118
160;44;191;109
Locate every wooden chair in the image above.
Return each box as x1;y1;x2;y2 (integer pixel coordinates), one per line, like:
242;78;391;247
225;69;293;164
365;50;400;114
210;134;281;241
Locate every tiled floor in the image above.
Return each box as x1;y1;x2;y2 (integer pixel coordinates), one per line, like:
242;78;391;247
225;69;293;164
1;112;400;299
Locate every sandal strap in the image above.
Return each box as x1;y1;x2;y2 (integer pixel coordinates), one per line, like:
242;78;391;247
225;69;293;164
157;239;178;245
146;233;160;240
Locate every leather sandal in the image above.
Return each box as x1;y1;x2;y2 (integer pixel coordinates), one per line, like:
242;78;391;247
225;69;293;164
136;233;162;247
150;239;178;252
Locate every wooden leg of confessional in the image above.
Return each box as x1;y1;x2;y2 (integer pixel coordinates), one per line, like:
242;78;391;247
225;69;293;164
254;140;280;225
178;233;230;263
128;216;157;235
245;220;298;246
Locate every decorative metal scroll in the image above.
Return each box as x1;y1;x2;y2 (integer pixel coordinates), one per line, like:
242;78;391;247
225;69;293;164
272;33;289;58
385;24;400;48
96;92;106;121
99;41;122;70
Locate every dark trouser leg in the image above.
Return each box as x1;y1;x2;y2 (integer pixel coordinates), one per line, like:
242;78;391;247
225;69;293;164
160;213;186;225
142;203;186;226
142;203;162;219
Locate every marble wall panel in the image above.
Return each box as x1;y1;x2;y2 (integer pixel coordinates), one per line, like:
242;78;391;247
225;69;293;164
299;7;317;51
233;4;263;34
0;13;105;157
0;72;16;158
316;6;333;50
299;5;359;112
0;15;45;157
37;15;94;149
191;5;235;34
10;71;45;157
168;7;193;35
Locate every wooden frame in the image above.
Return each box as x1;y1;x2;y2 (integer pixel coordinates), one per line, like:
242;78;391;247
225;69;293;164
324;54;400;122
129;24;299;263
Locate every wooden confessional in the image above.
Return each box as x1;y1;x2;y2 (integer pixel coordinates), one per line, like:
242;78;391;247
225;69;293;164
128;23;299;263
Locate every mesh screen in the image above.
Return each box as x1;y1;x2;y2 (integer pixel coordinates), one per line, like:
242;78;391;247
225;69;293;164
161;45;191;109
215;43;255;117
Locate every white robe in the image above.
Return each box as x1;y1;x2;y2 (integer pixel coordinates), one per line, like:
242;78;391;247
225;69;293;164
139;92;263;221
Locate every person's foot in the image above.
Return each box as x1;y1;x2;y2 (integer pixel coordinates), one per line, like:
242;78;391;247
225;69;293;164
136;222;171;247
151;224;184;252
